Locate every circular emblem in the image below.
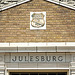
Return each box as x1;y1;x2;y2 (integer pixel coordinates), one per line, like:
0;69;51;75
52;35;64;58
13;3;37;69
31;13;45;28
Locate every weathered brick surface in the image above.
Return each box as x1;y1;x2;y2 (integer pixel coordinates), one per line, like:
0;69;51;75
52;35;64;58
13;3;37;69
0;0;75;42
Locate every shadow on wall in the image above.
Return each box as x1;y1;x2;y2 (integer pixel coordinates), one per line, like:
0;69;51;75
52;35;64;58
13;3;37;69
0;12;2;20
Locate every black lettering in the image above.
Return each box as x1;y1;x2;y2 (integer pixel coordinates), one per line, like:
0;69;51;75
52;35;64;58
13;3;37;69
53;56;56;61
19;56;23;61
12;56;16;62
58;56;63;61
46;56;51;62
41;56;45;61
30;56;33;61
36;56;39;61
25;56;28;61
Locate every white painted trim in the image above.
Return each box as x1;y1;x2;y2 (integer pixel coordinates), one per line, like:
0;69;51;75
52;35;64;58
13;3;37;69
60;3;75;10
0;0;75;11
46;0;59;5
0;0;30;11
47;42;66;46
0;43;9;47
46;0;75;10
0;42;75;47
6;68;69;70
66;42;75;46
28;42;47;46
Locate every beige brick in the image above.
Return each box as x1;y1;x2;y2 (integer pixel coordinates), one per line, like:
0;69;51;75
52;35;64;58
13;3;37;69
0;0;75;42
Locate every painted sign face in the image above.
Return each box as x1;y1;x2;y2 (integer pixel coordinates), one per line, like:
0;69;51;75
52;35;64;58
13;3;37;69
31;13;45;28
30;12;46;30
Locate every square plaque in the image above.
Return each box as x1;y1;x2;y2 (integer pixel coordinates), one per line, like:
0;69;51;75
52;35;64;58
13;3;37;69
30;12;46;30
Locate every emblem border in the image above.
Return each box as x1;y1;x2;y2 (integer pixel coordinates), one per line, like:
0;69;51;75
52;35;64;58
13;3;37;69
30;12;46;30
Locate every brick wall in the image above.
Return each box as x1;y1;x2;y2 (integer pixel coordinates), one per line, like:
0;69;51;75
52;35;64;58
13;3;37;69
0;0;75;42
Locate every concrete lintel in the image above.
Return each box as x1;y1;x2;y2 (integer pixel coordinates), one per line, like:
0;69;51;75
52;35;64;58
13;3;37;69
18;47;36;52
0;47;17;52
37;46;56;52
57;46;75;52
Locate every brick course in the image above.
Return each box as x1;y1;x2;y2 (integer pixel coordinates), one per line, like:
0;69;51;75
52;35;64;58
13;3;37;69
0;0;75;42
